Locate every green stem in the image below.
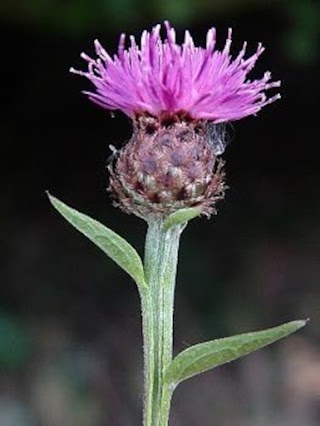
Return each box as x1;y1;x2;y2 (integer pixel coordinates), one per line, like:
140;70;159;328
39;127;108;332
141;217;184;426
140;285;155;425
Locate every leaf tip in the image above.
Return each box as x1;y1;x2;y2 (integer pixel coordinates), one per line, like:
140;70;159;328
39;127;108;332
296;318;309;328
47;192;65;213
46;191;55;204
163;207;202;230
286;319;309;333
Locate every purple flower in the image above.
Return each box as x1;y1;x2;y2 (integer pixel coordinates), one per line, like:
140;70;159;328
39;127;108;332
70;21;280;123
70;22;281;219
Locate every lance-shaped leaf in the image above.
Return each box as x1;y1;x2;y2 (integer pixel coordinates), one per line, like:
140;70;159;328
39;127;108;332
48;193;146;289
165;320;307;387
163;207;202;230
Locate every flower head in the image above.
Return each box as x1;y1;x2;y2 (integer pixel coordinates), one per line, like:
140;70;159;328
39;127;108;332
71;22;280;219
71;21;280;123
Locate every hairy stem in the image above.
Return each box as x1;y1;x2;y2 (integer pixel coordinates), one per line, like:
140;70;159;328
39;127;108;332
141;217;184;426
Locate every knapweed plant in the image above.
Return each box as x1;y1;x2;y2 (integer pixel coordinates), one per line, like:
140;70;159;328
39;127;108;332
49;22;306;425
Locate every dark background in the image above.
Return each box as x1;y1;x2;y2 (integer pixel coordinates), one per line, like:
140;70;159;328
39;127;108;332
1;0;320;424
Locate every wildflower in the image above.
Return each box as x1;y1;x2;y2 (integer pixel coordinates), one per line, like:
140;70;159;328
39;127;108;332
71;22;280;219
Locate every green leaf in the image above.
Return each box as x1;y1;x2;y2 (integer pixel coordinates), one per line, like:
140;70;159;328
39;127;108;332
165;320;307;387
163;207;202;230
48;193;146;289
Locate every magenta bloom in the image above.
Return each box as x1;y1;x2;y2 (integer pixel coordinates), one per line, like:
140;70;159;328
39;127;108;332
71;21;280;123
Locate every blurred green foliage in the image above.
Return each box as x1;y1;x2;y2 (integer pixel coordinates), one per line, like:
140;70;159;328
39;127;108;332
0;312;32;369
284;0;320;63
0;0;318;64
